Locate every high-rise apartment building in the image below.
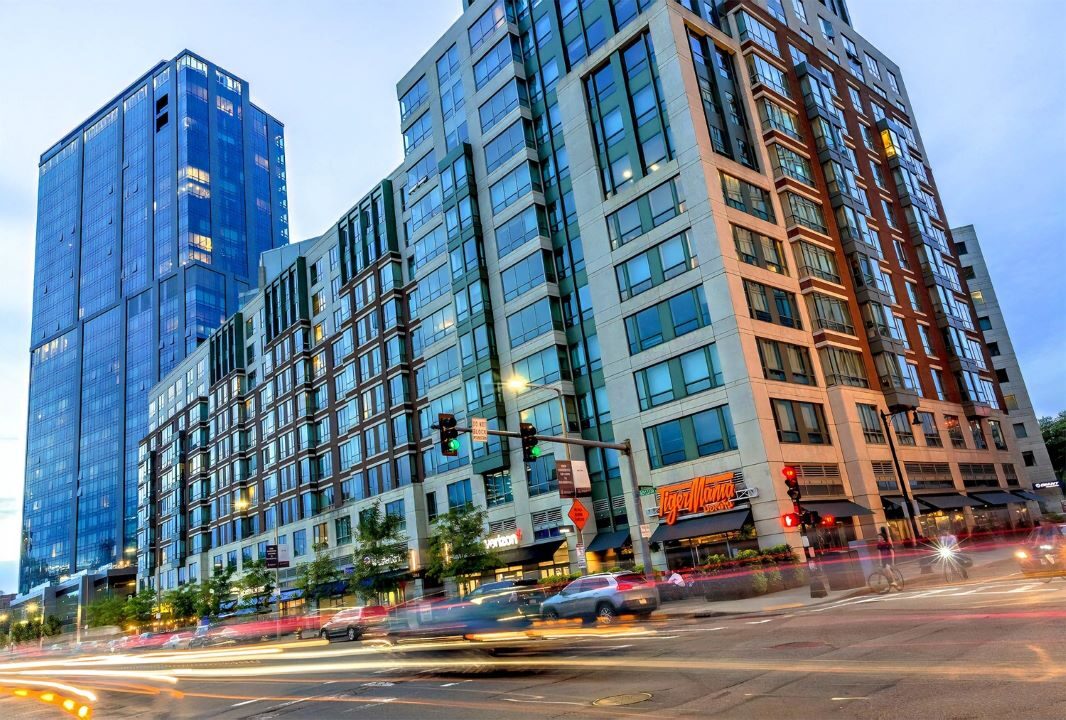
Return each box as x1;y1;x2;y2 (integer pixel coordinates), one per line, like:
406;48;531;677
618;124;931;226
138;0;1042;600
22;51;288;593
952;224;1061;505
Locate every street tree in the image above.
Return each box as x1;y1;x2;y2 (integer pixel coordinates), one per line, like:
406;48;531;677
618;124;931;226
351;502;407;603
294;543;343;609
425;504;499;587
86;595;127;628
164;584;201;623
204;565;237;617
1039;411;1066;478
237;559;276;613
124;587;157;626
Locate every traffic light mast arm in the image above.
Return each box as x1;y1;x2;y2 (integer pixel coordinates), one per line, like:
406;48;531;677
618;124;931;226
430;423;653;573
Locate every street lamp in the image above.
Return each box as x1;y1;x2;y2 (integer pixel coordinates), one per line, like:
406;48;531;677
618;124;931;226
880;407;925;543
504;377;571;461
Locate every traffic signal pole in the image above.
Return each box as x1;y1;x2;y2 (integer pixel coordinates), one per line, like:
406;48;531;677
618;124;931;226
435;422;655;575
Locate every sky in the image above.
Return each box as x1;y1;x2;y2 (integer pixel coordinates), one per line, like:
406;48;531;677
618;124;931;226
0;0;1062;594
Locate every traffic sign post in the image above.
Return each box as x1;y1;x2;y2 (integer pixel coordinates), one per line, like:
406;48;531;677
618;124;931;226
567;499;589;531
471;417;488;443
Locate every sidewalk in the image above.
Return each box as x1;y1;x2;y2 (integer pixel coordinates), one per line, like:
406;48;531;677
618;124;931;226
655;545;1021;619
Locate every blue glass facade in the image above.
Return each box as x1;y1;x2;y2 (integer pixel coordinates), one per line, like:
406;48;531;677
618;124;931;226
21;51;288;593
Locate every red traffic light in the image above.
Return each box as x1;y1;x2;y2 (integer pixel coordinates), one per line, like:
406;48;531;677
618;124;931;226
781;512;801;529
781;465;797;481
820;514;836;527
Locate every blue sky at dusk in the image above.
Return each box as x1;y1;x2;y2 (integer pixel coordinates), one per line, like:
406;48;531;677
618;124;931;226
0;0;1062;593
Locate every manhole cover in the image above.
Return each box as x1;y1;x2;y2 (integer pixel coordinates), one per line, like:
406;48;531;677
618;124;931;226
771;641;832;649
594;692;652;707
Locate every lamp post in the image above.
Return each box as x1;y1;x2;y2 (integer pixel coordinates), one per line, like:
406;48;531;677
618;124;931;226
879;408;925;544
503;377;571;461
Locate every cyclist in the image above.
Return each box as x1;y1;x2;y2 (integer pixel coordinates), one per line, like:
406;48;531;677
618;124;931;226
877;527;901;589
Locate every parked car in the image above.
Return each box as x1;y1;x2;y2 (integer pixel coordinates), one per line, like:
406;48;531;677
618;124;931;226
462;579;547;617
160;633;191;650
541;572;660;624
1015;523;1066;578
318;606;388;642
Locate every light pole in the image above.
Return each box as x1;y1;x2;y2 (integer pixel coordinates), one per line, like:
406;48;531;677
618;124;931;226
879;407;925;544
503;377;571;460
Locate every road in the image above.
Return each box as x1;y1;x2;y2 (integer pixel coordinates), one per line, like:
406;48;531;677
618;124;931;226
1;576;1064;719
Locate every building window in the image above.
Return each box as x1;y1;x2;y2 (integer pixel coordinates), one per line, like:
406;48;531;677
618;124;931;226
944;415;966;449
970;419;988;450
1023;451;1036;467
634;343;724;409
484;472;513;507
721;173;775;221
757;338;815;385
978;316;992;331
606;176;686;250
335;516;352;545
857;403;885;444
771;399;831;444
733;226;787;274
917;412;942;448
743;280;802;329
447;479;473;510
987;419;1008;451
645;405;737;468
819;345;868;387
995;368;1009;384
1013;422;1028;439
890;413;916;446
624;285;711;354
293;529;307;557
616;231;699;300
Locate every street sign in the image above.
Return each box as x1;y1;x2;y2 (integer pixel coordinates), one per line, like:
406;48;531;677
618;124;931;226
471;417;488;443
265;544;291;569
638;485;656;497
557;460;574;498
557;460;592;498
567;499;590;531
639;523;651;539
575;543;587;568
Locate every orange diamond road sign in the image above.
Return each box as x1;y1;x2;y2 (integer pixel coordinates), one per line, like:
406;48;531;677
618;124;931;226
567;499;590;531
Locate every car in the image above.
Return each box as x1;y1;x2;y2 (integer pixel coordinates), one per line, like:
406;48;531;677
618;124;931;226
160;633;191;650
462;579;547;617
318;606;388;642
540;572;660;624
1014;523;1066;578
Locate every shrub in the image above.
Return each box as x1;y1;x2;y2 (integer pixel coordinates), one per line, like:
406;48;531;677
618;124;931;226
751;571;768;595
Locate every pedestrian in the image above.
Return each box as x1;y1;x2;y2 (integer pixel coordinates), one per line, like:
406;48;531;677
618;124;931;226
667;570;687;600
877;527;900;589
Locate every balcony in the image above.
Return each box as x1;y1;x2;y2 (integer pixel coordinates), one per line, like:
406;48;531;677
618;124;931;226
866;322;907;356
838;225;882;258
920;260;962;294
962;399;993;419
878;376;921;413
907;221;948;253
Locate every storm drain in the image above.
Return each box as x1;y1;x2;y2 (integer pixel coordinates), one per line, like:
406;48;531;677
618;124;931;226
593;692;653;707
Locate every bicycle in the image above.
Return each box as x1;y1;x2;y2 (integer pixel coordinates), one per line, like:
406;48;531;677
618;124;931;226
867;565;905;595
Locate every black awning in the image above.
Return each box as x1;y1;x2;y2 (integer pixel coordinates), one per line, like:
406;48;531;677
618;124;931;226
882;496;907;510
496;539;566;566
917;494;983;510
586;529;632;553
803;500;874;517
971;491;1026;506
1012;490;1042;502
650;509;752;543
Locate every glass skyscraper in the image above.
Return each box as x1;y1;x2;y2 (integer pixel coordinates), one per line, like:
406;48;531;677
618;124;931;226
21;50;288;593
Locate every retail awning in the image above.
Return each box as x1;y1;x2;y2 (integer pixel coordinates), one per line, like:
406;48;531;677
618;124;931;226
1012;490;1042;502
586;530;632;553
650;509;752;544
970;491;1026;506
271;588;304;603
917;494;983;510
802;500;874;517
882;496;907;510
497;539;565;566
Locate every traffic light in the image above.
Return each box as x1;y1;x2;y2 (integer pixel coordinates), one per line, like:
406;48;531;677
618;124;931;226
439;413;460;457
820;513;836;528
782;465;801;502
519;422;540;462
781;512;801;529
801;510;822;527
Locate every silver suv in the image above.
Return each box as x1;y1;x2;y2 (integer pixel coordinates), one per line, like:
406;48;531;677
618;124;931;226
541;572;659;624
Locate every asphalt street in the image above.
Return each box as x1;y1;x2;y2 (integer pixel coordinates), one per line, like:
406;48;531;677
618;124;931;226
1;575;1064;720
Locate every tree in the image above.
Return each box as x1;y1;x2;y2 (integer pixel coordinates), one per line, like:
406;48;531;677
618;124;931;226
204;565;237;617
86;595;127;628
124;587;157;626
236;560;276;613
1039;411;1066;478
351;502;407;603
294;543;343;608
164;584;201;623
425;505;499;585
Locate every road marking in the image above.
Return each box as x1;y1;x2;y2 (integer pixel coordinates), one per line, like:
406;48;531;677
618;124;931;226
1008;584;1038;593
361;681;394;687
747;619;772;625
504;697;585;707
832;696;868;701
231;698;264;707
440;680;472;687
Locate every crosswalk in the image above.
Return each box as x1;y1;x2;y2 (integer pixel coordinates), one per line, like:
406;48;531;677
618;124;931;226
808;578;1066;613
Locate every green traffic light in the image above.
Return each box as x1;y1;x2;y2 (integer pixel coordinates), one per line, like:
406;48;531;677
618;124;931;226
530;445;541;458
447;439;461;452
